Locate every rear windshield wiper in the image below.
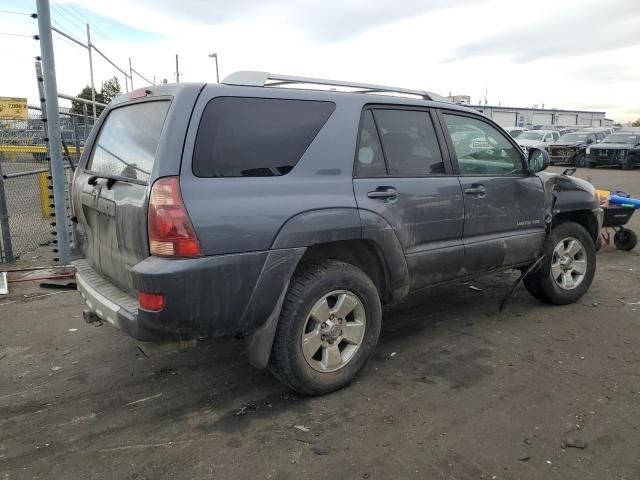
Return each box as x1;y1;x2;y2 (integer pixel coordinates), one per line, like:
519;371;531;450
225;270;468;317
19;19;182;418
87;174;118;189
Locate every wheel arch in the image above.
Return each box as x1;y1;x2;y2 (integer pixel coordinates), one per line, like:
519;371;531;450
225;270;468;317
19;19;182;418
552;210;599;244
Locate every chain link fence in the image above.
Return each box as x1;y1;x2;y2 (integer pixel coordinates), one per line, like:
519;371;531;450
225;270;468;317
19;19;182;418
0;106;93;263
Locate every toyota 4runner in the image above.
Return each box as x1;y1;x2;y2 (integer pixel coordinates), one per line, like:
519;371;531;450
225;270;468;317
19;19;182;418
72;71;603;395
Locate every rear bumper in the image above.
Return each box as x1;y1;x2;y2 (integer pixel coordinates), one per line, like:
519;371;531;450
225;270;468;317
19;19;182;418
74;247;305;342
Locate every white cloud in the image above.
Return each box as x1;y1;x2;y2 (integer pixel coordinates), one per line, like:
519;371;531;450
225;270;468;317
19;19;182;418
1;0;638;122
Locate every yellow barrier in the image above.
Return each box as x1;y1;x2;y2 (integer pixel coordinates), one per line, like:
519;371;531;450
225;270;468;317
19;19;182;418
0;145;82;154
38;171;52;218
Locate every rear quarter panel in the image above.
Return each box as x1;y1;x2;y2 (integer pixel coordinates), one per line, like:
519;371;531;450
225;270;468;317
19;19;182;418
179;85;363;256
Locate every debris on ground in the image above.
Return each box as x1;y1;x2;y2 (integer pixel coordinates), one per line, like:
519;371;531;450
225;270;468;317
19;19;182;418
233;403;257;417
518;453;530;461
469;285;483;292
68;328;78;333
294;425;311;432
562;438;587;449
310;443;330;455
294;431;316;444
618;298;640;306
390;352;397;357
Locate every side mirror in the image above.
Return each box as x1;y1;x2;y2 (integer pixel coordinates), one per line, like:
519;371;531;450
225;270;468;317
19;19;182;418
586;138;594;144
528;147;550;173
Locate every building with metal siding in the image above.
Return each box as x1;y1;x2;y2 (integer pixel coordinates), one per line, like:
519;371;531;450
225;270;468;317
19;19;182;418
464;104;610;128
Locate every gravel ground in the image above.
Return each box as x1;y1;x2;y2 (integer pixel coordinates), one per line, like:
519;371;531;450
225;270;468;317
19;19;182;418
1;167;639;480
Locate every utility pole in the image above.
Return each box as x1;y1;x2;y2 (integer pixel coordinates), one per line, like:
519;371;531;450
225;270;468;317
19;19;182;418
175;54;180;83
36;0;71;266
129;57;133;90
86;23;97;120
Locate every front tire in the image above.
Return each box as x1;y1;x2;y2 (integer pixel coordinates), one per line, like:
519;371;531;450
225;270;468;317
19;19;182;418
574;153;586;168
524;222;596;305
268;260;382;396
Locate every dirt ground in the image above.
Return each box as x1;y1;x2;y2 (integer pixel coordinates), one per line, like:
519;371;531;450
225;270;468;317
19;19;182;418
1;167;639;480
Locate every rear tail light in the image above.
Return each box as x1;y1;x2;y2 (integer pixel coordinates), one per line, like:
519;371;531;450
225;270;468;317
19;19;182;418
138;291;165;311
148;176;202;257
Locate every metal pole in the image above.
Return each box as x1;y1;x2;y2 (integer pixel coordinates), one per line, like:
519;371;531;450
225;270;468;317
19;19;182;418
73;119;80;164
82;104;88;141
35;60;51;173
86;23;97;120
215;55;219;83
129;57;133;90
36;0;71;266
0;162;14;263
175;54;180;83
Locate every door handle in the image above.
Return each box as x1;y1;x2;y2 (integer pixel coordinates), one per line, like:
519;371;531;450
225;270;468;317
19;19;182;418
367;187;398;201
464;184;486;197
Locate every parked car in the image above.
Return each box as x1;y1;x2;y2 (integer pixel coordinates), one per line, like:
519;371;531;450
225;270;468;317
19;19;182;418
517;130;560;153
504;127;528;138
72;72;602;395
548;131;598;167
586;132;640;170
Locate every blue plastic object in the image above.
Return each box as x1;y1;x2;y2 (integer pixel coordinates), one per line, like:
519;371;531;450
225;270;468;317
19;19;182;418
609;194;640;209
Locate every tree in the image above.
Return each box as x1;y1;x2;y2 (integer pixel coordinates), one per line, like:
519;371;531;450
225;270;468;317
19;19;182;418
632;118;640;127
101;77;122;104
71;76;122;117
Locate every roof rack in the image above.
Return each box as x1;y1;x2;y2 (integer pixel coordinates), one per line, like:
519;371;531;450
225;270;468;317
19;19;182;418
221;71;448;102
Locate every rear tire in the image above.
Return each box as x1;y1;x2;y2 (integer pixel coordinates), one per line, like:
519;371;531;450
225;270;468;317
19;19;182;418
524;222;596;305
621;157;634;170
268;260;382;396
613;228;637;251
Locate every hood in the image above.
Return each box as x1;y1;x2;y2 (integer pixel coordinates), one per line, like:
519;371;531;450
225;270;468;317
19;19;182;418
517;139;545;148
551;141;583;148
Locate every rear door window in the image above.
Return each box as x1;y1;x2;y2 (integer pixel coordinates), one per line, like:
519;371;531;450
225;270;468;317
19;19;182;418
87;101;169;183
193;97;335;177
373;109;445;176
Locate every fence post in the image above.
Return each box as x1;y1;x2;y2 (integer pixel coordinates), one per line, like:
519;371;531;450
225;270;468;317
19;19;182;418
36;0;71;266
86;23;97;121
73;119;81;164
82;104;88;141
0;162;14;263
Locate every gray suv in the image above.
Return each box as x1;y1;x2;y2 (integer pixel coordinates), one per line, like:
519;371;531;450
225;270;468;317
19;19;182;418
72;71;603;395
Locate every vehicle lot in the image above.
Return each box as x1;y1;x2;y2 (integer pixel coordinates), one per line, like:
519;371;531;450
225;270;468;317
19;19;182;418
1;167;639;480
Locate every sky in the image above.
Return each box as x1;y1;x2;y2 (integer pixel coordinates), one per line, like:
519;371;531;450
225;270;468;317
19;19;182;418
0;0;639;122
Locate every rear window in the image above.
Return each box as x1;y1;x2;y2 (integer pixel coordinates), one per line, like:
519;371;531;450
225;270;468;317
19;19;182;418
87;101;169;183
193;97;335;177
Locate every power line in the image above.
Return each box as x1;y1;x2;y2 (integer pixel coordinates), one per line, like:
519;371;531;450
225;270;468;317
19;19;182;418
0;32;34;38
0;9;33;16
59;1;112;41
50;4;85;37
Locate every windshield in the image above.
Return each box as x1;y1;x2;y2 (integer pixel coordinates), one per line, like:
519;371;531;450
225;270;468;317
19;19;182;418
558;133;588;142
508;129;524;138
87;101;170;182
520;132;544;141
602;134;638;144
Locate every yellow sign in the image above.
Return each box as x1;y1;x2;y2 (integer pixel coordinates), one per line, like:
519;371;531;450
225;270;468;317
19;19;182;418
0;96;28;120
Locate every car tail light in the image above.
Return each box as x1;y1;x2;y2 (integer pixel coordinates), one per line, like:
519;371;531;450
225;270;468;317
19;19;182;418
148;176;202;257
138;291;165;311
